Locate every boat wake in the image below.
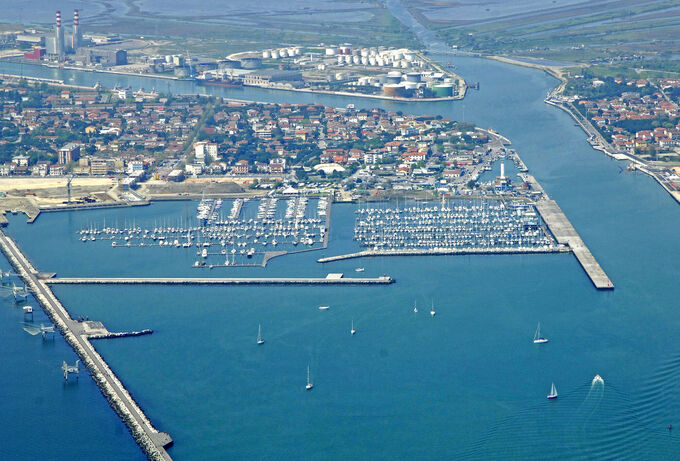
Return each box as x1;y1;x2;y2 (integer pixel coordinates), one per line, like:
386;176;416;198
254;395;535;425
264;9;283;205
457;369;676;460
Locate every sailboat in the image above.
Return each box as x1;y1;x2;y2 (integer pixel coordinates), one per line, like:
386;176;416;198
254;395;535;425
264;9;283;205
413;300;418;313
305;366;314;391
351;319;356;336
430;301;436;317
533;322;548;344
547;382;558;399
257;324;265;345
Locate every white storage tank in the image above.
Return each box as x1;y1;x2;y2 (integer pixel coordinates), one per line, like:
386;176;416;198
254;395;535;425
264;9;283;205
360;49;369;57
271;50;279;59
344;55;352;64
165;55;172;63
352;55;360;64
262;50;271;59
337;56;344;65
405;72;421;83
376;57;385;67
361;56;368;65
287;48;296;57
294;48;301;56
326;46;338;56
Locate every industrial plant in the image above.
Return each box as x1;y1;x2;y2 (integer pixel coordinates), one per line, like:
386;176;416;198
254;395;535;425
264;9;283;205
16;9;128;66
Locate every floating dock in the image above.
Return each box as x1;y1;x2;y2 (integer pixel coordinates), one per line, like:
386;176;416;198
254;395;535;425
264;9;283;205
45;275;394;285
0;230;173;460
318;246;568;263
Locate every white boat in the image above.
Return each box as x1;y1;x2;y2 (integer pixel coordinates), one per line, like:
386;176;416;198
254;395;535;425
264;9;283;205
318;306;330;310
23;305;33;314
257;324;265;345
413;300;418;313
305;365;314;391
592;374;604;385
355;267;365;272
351;319;356;336
547;382;558;399
533;322;548;344
430;301;435;317
201;248;208;258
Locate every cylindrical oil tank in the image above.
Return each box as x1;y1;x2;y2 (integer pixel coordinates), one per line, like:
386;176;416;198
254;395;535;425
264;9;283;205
326;47;337;56
262;50;271;59
352;55;360;64
405;72;421;83
270;50;279;59
432;83;454;97
383;83;405;97
361;56;368;65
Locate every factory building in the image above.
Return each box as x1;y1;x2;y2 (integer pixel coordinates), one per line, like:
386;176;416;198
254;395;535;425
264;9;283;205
243;70;303;86
75;48;127;66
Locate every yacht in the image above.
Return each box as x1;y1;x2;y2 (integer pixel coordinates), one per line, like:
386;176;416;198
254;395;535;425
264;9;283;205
413;301;418;313
305;366;314;391
318;305;330;311
430;301;436;317
547;382;558;399
351;319;356;336
355;267;365;272
592;374;604;385
533;322;548;344
257;324;265;345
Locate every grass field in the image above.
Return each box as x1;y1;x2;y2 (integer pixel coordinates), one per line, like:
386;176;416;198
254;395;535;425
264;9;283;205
403;0;680;63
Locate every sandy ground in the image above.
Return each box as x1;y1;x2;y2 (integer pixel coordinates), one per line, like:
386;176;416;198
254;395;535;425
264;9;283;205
0;177;115;193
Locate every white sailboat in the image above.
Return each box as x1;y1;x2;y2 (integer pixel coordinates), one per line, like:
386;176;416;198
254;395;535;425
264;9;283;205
533;322;548;344
305;365;314;391
351;319;356;336
257;324;264;345
430;301;436;317
547;382;558;399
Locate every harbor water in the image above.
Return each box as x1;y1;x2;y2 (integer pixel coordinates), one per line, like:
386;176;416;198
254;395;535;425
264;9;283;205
3;49;680;460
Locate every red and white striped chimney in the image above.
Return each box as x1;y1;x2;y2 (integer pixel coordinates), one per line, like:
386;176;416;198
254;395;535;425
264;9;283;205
74;9;79;26
56;10;61;28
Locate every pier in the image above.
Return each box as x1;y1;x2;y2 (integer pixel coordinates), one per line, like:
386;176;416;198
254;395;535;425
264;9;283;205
45;275;394;285
0;230;173;460
318;246;568;263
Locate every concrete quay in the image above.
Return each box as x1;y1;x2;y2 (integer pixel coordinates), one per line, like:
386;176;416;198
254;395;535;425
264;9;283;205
45;275;394;285
318;246;568;263
0;230;173;461
534;199;613;289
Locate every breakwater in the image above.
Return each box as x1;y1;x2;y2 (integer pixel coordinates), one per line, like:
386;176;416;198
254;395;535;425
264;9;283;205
88;329;154;340
45;276;394;285
0;230;173;460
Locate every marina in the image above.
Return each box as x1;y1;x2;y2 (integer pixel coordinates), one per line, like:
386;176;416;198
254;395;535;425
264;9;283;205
76;196;331;268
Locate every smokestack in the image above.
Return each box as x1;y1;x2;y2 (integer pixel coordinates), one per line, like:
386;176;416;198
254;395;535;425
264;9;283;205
55;11;64;58
72;9;81;51
500;162;505;179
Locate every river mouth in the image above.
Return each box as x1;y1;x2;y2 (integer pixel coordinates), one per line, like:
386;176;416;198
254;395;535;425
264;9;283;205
4;5;680;459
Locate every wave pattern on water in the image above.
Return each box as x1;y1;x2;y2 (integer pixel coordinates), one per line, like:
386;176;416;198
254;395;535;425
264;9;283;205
459;364;680;460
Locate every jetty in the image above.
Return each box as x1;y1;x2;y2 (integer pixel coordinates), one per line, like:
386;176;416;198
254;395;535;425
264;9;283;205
0;230;173;460
535;199;613;289
45;274;394;285
520;174;613;289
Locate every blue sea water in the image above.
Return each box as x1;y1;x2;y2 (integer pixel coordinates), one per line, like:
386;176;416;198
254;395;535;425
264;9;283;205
3;30;680;461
